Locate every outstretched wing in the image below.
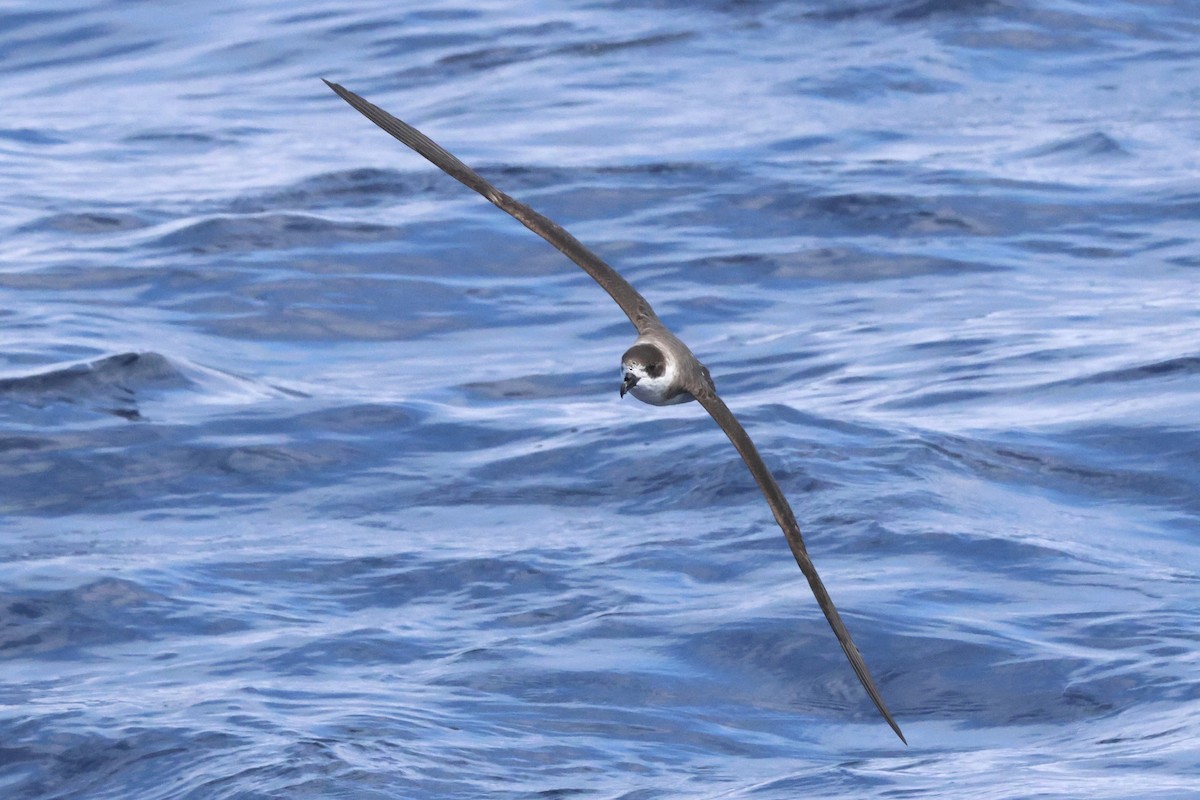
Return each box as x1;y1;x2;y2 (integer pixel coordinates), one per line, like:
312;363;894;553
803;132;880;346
323;80;660;334
692;387;906;744
325;79;904;742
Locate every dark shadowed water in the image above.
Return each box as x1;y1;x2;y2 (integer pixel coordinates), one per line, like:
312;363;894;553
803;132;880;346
3;1;1199;797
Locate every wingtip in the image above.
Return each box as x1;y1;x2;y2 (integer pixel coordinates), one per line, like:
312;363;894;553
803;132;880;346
869;688;907;745
890;719;908;746
862;676;906;744
872;687;907;744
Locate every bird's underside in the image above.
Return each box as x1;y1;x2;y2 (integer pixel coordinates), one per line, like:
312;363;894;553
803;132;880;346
324;79;906;744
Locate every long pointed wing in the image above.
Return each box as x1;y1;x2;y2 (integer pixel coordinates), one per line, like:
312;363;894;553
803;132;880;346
692;389;906;744
325;78;904;742
324;80;659;334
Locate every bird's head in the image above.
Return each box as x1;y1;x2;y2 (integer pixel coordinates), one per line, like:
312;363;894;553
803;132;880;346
620;342;676;405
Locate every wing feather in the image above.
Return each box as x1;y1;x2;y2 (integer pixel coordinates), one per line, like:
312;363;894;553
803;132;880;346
324;80;659;333
693;388;906;744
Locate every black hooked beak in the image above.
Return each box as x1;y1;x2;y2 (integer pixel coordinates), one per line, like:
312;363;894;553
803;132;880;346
620;371;639;398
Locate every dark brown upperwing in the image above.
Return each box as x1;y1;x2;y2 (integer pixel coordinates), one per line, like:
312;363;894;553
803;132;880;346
324;80;659;334
691;387;906;744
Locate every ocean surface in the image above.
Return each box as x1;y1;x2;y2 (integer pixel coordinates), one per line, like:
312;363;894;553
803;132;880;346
3;1;1199;797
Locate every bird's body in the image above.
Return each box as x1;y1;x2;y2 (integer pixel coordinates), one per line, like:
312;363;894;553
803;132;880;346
621;333;705;406
324;80;906;744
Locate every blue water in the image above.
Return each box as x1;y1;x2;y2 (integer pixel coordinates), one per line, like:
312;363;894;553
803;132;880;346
3;1;1199;797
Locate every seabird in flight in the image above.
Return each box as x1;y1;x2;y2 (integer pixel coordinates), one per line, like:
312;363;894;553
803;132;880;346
324;80;905;743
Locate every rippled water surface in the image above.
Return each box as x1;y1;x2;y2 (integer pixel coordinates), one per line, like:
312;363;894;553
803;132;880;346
3;1;1199;798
